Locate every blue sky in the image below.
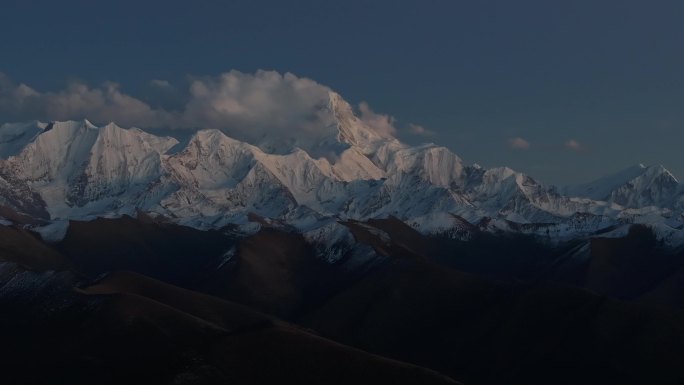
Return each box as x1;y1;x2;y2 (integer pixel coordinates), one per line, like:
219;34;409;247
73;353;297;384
1;0;683;184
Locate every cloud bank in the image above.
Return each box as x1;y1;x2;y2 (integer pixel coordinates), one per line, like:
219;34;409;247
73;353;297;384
0;73;167;128
0;70;433;153
180;71;338;147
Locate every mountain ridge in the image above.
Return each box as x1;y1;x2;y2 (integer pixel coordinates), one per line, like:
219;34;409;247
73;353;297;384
0;92;683;246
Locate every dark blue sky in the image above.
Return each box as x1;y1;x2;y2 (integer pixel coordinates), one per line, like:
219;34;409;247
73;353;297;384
1;0;683;184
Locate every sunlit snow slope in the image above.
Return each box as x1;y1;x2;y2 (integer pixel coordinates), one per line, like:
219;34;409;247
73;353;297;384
1;92;683;244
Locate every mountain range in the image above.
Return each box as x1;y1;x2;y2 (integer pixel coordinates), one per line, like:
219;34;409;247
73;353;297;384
0;91;682;248
2;91;684;384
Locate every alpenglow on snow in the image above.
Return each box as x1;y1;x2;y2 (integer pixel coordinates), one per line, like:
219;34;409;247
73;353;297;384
1;92;683;245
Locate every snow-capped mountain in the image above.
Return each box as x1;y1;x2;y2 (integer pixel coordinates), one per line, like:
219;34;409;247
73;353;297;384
565;163;682;209
0;92;682;245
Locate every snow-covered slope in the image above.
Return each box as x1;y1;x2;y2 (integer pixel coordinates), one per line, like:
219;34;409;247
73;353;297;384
0;121;46;158
566;164;681;209
565;164;650;200
0;92;682;246
3;120;178;219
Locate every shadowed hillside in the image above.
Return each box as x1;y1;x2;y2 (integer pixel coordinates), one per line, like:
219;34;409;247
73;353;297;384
1;216;683;384
0;265;460;385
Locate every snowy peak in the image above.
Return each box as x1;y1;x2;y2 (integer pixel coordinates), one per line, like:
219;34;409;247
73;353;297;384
373;142;465;188
0;111;682;246
468;167;546;208
206;92;393;163
3;121;181;216
167;129;258;190
11;120;100;182
642;164;679;184
182;129;250;159
328;91;391;153
609;164;679;208
566;164;649;200
97;122;179;154
0;121;46;158
11;120;177;183
82;122;178;188
567;164;680;208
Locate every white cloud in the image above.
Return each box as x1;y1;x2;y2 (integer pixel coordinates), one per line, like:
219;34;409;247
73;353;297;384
0;73;169;127
178;70;334;143
565;139;584;152
358;101;397;138
150;79;172;88
508;137;531;150
407;123;435;136
357;103;436;138
45;82;172;128
0;70;416;157
0;70;337;140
